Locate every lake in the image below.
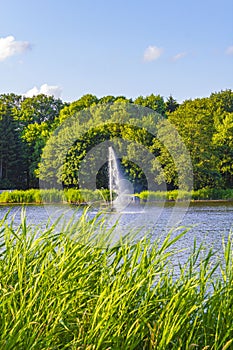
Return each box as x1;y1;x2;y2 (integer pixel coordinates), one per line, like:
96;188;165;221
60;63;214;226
1;201;232;266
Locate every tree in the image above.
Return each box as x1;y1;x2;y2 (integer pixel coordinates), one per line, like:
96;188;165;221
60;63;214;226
38;103;161;190
168;98;222;189
209;89;233;113
134;94;166;115
0;90;232;191
0;103;26;189
98;95;131;104
59;94;98;123
213;111;233;187
0;93;23;109
16;94;64;126
15;94;65;187
165;95;179;113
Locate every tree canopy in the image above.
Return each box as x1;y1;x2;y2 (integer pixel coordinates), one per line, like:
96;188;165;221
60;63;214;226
0;90;232;191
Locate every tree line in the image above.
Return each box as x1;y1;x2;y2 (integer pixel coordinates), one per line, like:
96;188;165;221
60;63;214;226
0;90;232;191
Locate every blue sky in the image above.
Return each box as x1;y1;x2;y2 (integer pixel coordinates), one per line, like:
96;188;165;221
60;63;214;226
0;0;232;102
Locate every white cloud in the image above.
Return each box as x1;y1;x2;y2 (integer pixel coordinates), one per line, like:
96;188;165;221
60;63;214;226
143;45;163;62
0;35;31;61
226;46;233;55
25;84;62;98
172;52;187;61
25;86;39;97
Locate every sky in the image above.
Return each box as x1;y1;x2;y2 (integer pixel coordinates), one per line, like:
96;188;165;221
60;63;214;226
0;0;232;103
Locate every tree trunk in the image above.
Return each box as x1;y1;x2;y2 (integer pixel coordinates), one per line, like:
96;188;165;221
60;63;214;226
0;157;2;180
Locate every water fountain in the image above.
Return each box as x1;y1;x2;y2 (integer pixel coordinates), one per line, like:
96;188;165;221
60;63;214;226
108;146;134;211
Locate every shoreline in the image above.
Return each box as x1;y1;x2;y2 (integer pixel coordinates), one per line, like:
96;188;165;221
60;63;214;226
0;188;233;205
1;199;233;205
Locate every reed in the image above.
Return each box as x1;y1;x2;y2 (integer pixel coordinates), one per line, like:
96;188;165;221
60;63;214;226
0;188;110;204
0;209;232;349
136;188;233;201
0;188;232;205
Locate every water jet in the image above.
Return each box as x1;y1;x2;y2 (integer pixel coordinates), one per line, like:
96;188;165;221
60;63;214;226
108;146;134;212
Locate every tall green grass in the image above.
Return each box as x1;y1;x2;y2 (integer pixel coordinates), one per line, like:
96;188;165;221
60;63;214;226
0;188;232;204
191;188;233;200
136;188;233;201
0;210;232;349
0;188;110;204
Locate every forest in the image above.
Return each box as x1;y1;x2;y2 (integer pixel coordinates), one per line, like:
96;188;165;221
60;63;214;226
0;89;232;191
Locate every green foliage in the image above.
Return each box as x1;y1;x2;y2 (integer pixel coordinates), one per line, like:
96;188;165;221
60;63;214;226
165;95;179;113
213;111;233;187
0;90;233;192
0;103;26;189
136;190;190;201
191;188;233;200
0;188;110;204
134;93;166;115
38;103;163;190
17;94;64;125
136;189;233;201
167;90;233;189
59;94;98;123
17;94;65;187
0;93;65;189
1;188;232;204
65;188;110;203
0;189;53;203
210;89;233;113
0;211;233;348
168;97;220;189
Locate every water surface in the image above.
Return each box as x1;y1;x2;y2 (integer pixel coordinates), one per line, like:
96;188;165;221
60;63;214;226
1;201;232;265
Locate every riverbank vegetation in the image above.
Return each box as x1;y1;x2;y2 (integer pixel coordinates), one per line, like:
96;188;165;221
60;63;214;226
0;89;233;192
0;211;233;349
137;188;233;201
0;188;233;204
0;188;110;204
